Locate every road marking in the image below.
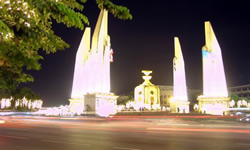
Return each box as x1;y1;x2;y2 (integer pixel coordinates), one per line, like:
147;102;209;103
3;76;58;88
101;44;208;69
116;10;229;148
0;135;29;140
113;146;140;150
41;139;90;146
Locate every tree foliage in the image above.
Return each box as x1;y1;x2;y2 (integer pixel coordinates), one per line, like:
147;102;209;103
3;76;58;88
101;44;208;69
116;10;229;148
117;91;134;105
0;0;132;95
230;93;250;102
13;87;41;100
0;87;40;100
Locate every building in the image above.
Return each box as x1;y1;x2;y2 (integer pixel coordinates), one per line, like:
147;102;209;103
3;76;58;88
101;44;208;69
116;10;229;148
158;85;173;107
158;85;201;108
228;84;250;99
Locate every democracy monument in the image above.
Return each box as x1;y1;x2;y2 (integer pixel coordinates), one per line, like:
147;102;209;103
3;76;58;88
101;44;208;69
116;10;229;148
69;9;118;117
69;9;229;116
170;37;190;113
197;21;229;115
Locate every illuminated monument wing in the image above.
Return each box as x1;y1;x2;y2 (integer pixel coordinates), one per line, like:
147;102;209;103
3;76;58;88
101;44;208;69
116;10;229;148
197;21;229;115
69;9;117;116
170;37;190;113
71;27;91;98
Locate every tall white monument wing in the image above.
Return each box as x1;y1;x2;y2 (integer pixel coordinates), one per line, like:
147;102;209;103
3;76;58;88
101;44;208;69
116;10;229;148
71;28;91;98
71;9;111;98
173;37;188;101
202;21;228;97
90;9;110;93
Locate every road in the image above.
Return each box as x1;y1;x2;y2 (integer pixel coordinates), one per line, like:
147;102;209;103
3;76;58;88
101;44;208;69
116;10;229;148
0;115;250;150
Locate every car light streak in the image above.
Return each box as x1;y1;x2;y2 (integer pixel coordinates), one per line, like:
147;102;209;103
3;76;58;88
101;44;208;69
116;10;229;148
147;127;250;134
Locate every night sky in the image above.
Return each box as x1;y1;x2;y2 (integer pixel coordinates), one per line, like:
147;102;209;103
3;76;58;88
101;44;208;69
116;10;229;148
25;0;250;106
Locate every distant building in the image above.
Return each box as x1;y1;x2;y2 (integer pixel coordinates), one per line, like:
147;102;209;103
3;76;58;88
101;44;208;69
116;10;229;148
157;85;201;108
157;85;173;107
228;84;250;99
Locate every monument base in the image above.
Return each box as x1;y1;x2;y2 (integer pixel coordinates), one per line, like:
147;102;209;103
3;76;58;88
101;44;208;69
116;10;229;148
170;101;190;113
69;93;118;117
144;104;161;110
197;96;230;115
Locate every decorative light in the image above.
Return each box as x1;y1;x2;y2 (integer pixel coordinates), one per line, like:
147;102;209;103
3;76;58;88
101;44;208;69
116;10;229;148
229;100;235;107
242;100;247;107
237;100;242;107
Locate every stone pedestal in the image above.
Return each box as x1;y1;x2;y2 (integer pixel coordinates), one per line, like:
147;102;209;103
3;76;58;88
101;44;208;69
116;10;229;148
69;93;118;117
170;101;190;113
197;96;229;115
69;98;85;115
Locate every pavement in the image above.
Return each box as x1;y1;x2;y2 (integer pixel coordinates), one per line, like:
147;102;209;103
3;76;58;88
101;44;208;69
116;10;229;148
0;115;250;150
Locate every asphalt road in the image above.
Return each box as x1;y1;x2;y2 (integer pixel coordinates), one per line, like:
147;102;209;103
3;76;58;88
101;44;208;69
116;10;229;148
0;115;250;150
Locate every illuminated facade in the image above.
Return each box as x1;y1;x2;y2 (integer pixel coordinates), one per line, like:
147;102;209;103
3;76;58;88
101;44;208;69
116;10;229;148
69;9;117;116
197;21;229;115
170;37;190;113
134;70;160;110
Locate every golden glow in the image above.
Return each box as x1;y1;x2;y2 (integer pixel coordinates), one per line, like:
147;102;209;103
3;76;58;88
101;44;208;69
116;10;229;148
193;104;199;111
170;101;190;113
134;70;160;110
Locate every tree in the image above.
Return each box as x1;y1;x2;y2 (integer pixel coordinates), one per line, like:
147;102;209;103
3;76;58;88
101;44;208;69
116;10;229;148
117;91;134;105
13;87;41;100
0;0;132;95
230;93;241;101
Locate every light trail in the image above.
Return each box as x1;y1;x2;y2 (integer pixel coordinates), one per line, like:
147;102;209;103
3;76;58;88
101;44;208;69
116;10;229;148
0;134;29;140
147;127;250;134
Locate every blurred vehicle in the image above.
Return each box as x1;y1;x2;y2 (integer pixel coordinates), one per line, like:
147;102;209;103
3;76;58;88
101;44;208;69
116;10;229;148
226;108;250;117
237;115;250;122
0;118;6;124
